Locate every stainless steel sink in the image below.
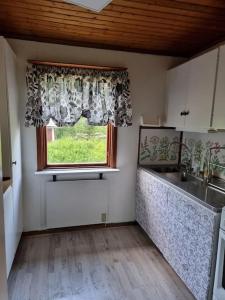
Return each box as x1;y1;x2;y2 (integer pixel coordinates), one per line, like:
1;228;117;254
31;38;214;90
148;165;180;173
142;165;204;184
161;171;203;183
140;164;225;212
161;172;187;182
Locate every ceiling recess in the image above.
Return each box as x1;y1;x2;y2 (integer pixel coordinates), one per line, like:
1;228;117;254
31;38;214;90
64;0;112;12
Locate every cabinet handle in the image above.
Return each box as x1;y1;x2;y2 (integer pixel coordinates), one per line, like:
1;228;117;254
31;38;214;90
180;111;185;116
12;161;17;165
185;110;190;116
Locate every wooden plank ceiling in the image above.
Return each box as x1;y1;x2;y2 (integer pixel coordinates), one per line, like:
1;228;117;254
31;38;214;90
1;0;225;57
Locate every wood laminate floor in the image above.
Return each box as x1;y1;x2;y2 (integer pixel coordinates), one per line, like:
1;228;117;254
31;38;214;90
8;225;195;300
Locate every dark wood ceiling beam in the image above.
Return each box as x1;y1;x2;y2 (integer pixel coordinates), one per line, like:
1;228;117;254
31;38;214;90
0;12;220;43
1;20;207;48
1;20;202;49
173;0;225;9
1;0;225;57
116;0;225;16
1;7;219;36
1;30;192;57
107;4;225;27
1;27;191;51
2;4;224;35
2;0;225;30
113;0;225;20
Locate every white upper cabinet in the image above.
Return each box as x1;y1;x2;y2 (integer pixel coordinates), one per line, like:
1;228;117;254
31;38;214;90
185;49;218;131
213;45;225;129
165;48;218;132
165;61;189;128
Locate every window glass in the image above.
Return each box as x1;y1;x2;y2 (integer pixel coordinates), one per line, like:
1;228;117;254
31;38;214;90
46;117;107;165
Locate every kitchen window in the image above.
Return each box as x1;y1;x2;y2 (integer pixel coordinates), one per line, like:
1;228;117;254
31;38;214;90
26;61;131;171
36;118;117;170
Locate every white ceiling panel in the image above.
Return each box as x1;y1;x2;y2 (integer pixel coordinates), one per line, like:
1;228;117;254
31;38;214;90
64;0;112;12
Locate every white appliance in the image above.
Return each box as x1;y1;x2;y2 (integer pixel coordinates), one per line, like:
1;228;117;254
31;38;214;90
213;207;225;300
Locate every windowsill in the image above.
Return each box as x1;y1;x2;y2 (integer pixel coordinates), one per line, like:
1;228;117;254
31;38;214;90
35;167;120;176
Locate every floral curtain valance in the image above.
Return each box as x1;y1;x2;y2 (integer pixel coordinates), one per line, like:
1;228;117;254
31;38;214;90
25;64;132;127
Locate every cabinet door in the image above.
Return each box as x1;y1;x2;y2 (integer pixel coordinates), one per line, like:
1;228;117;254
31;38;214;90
185;49;218;131
136;170;168;256
167;187;219;300
136;169;152;234
165;62;189;128
4;39;23;251
0;128;8;299
213;45;225;129
3;187;14;277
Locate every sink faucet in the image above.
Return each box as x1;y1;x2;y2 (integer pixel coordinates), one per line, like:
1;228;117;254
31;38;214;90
169;141;192;173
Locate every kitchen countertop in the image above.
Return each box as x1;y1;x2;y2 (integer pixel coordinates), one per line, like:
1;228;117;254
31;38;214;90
139;165;225;213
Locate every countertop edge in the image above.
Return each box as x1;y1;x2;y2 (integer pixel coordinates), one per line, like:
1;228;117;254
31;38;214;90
138;166;222;214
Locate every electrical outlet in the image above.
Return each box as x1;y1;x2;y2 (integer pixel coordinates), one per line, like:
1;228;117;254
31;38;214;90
101;213;107;222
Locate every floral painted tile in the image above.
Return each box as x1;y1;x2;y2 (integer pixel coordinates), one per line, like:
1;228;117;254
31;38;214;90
182;132;225;179
139;128;181;165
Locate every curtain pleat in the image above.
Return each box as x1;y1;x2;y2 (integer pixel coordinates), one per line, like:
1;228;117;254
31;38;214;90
25;64;132;127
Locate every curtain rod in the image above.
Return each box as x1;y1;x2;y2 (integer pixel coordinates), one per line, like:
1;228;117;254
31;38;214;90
28;60;127;71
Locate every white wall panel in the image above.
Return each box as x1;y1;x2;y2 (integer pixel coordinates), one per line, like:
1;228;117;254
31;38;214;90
7;38;181;231
46;179;109;228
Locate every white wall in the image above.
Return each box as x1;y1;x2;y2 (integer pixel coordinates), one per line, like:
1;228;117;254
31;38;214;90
7;38;180;231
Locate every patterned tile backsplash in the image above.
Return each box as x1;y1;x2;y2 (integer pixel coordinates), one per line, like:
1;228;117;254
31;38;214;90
139;128;225;179
139;128;181;165
182;132;225;179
